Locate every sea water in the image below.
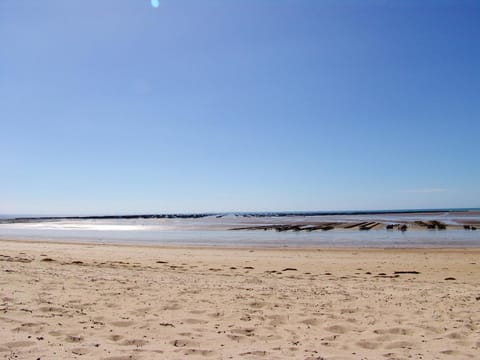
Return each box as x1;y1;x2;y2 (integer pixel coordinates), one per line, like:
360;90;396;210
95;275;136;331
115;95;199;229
0;213;479;248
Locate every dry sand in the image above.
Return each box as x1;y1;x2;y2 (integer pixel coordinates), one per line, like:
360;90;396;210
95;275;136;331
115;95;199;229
0;240;479;359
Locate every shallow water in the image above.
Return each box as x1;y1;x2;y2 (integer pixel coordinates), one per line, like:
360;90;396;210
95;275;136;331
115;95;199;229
0;215;479;247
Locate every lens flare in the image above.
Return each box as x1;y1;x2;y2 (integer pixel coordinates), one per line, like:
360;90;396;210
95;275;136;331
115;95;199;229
151;0;159;8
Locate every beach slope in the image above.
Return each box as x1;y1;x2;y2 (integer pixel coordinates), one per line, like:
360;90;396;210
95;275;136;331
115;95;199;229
0;240;479;359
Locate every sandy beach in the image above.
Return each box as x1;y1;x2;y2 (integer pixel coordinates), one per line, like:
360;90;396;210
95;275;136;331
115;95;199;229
0;240;479;359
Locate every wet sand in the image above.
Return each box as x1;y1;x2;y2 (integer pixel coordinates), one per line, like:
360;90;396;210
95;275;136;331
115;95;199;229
0;239;479;359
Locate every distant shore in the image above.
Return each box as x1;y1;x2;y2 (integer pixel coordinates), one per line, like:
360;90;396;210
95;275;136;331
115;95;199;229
3;208;480;222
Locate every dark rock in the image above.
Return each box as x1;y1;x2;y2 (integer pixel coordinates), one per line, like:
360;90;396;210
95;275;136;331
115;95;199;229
321;225;335;231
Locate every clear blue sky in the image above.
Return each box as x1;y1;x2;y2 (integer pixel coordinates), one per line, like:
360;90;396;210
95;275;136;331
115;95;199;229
1;0;479;215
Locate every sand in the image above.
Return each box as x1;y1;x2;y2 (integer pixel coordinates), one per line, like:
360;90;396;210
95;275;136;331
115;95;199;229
0;240;479;359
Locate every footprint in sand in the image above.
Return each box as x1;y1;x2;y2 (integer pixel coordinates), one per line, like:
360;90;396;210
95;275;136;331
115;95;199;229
190;309;207;315
208;311;224;318
240;314;252;321
38;306;65;313
183;318;208;325
446;331;466;340
183;349;215;356
14;322;44;333
417;325;443;335
109;334;123;342
356;340;381;349
65;335;84;343
227;334;248;343
110;320;135;327
248;301;266;309
231;328;255;336
163;303;182;310
239;350;268;356
171;339;200;348
374;327;413;336
325;324;350;334
2;341;36;349
130;307;152;316
440;349;462;355
71;348;89;356
384;340;415;349
301;318;321;326
266;314;287;326
120;339;148;346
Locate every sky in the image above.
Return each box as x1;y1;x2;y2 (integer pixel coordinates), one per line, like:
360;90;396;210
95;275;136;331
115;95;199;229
1;0;479;215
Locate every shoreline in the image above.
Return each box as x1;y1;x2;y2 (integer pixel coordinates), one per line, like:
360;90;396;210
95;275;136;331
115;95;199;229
1;236;480;251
